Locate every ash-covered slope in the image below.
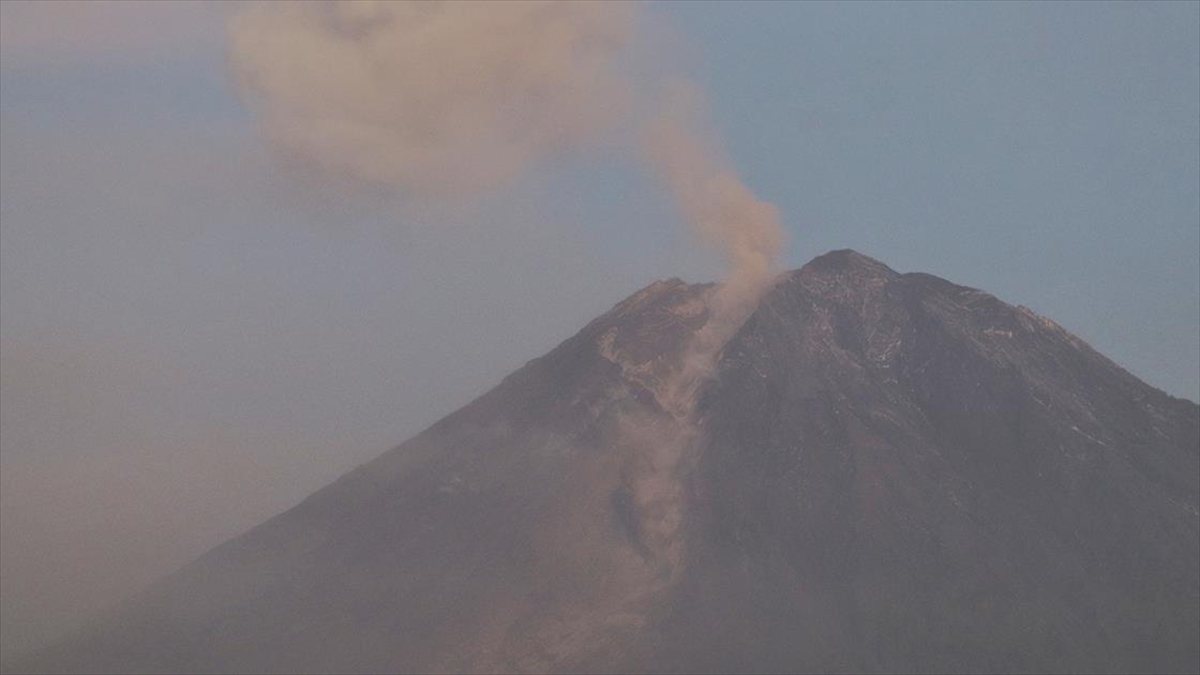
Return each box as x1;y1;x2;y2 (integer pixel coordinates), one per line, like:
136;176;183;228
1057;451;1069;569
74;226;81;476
19;251;1199;674
632;250;1199;674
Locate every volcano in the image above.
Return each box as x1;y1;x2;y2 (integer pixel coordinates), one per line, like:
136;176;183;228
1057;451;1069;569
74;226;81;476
18;250;1199;674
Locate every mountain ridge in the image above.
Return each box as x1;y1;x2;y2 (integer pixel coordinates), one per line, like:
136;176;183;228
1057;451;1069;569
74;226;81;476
14;249;1199;674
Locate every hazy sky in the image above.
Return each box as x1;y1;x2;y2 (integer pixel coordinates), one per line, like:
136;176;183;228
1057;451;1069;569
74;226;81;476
1;0;1197;662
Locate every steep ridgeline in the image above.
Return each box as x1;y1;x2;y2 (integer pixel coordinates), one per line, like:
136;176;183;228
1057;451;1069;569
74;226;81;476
18;251;1198;674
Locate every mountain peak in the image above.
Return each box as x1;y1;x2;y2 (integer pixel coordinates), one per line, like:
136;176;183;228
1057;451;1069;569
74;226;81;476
796;248;899;280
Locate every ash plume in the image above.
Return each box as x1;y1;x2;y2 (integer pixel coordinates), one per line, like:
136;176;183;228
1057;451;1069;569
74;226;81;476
645;82;786;415
228;0;785;582
228;1;634;198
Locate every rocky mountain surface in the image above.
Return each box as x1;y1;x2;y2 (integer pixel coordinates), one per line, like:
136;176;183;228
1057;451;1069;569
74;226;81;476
17;250;1199;674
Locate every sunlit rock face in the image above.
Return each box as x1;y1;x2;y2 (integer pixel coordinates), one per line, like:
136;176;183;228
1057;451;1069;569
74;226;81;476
19;251;1198;675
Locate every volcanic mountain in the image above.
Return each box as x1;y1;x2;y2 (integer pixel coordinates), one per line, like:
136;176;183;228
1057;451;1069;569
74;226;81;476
18;250;1199;674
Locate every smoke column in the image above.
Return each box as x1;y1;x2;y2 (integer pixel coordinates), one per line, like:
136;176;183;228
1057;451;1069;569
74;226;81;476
228;1;783;299
645;82;786;414
229;0;785;579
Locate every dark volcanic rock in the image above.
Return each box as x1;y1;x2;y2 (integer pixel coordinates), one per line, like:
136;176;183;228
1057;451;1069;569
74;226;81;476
17;250;1199;674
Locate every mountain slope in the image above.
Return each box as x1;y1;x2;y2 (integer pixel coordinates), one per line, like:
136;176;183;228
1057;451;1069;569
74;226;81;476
639;250;1199;673
18;250;1199;674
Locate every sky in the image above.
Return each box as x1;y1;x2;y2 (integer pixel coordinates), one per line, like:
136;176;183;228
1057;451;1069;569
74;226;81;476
1;0;1197;662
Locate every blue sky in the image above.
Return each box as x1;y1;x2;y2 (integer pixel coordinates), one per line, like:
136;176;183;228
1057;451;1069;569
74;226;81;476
1;0;1197;661
672;1;1199;399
